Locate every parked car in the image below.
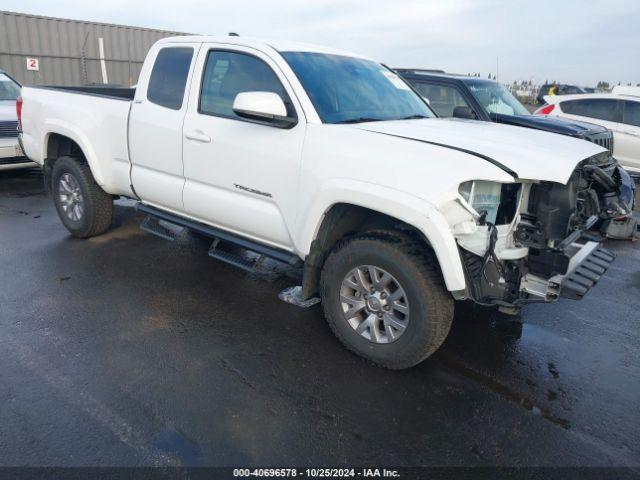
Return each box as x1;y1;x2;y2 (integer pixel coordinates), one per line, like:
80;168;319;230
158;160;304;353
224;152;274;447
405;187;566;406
0;70;36;171
396;70;635;228
536;93;640;175
19;36;621;369
536;83;585;104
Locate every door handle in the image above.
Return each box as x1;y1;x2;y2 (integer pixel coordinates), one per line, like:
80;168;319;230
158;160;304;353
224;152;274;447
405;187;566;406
184;130;211;143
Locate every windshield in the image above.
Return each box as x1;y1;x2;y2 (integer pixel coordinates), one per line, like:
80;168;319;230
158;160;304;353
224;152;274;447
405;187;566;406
0;73;21;101
466;80;530;117
281;52;435;124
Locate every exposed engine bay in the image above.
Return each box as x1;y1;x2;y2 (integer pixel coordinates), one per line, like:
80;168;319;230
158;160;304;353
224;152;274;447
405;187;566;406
451;152;628;311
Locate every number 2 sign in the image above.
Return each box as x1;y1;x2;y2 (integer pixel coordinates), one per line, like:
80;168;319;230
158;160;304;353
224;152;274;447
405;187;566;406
26;57;39;71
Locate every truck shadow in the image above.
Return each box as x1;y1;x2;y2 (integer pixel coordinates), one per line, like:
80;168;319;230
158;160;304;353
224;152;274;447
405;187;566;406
0;167;44;196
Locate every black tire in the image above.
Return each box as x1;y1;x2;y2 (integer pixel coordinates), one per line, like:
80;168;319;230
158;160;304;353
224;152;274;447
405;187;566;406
51;156;113;238
320;230;454;369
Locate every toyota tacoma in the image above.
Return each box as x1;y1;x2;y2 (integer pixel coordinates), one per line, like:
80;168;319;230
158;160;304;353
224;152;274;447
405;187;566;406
19;36;621;369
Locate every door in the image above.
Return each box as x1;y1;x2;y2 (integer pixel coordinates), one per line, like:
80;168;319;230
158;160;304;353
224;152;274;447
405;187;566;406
616;100;640;172
182;45;306;249
129;44;199;212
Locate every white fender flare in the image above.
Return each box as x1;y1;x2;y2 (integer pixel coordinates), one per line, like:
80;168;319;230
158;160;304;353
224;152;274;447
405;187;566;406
42;119;105;186
295;180;467;293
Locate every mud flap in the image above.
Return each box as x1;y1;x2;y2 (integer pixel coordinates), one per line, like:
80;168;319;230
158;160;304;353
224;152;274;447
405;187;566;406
605;216;638;240
278;286;321;308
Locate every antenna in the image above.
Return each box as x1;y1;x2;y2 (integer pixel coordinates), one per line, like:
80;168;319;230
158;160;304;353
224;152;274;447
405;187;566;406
228;32;239;37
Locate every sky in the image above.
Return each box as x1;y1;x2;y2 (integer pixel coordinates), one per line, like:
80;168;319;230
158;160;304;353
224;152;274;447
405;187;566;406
2;0;639;86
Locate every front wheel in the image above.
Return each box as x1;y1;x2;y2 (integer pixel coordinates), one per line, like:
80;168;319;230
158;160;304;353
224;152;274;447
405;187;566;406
52;156;113;238
320;231;454;369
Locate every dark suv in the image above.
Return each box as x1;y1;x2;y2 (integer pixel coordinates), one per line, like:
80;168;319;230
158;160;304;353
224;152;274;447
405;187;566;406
395;70;614;155
537;84;585;104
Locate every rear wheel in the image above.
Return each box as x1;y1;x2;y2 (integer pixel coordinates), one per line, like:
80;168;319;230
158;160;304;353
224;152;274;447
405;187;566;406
52;156;113;238
320;230;454;369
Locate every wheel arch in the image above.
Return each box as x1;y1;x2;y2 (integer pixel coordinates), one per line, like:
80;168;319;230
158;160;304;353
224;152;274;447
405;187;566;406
299;198;467;299
41;123;105;190
46;133;85;161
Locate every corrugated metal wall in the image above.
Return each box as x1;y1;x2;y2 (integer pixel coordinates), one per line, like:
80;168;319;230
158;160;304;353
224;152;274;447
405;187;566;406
0;10;188;86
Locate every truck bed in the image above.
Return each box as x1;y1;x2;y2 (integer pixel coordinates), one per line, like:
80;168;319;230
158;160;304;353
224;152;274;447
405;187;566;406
19;84;135;197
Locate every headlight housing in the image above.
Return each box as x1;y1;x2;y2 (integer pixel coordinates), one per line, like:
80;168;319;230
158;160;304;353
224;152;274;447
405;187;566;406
459;181;521;225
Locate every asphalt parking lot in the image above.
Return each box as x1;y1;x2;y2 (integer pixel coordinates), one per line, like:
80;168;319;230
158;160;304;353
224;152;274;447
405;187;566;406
0;168;639;468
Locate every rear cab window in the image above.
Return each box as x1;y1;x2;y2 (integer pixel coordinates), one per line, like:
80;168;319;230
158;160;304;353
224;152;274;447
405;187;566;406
147;47;194;110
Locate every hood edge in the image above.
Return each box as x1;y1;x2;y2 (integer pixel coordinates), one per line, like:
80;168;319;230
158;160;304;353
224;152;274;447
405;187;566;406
360;128;519;179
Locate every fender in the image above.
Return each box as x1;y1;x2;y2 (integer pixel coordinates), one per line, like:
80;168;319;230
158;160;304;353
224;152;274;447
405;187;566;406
42;119;106;186
294;179;467;292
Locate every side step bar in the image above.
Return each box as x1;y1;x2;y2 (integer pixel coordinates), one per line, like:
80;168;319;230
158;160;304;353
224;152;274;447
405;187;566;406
136;203;302;268
558;243;616;300
207;238;265;272
140;215;181;241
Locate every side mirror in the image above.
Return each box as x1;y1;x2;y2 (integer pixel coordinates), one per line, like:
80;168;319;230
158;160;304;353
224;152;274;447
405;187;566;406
452;106;477;120
232;91;296;128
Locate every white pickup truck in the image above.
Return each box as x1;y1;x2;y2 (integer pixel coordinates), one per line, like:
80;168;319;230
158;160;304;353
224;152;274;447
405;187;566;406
19;36;624;369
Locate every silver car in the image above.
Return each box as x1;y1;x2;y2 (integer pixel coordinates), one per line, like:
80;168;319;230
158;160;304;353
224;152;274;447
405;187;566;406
0;71;36;171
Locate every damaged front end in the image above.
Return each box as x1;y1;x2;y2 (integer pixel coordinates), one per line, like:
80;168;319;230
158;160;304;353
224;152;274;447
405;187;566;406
446;153;623;312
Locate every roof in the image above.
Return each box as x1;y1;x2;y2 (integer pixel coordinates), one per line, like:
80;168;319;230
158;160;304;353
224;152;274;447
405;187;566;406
395;69;467;79
157;35;372;59
544;92;640;104
0;9;187;35
394;70;497;85
612;85;640;98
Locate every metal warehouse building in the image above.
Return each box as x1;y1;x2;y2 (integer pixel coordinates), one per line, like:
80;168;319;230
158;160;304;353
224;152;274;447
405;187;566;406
0;10;187;86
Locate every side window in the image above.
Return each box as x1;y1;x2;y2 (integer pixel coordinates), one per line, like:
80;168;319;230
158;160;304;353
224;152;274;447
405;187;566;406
561;86;582;95
560;99;619;122
199;50;294;119
623;101;640;127
147;47;194;110
412;82;470;117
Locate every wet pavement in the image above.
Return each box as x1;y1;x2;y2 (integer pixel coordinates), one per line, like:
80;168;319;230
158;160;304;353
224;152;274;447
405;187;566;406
0;168;639;468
